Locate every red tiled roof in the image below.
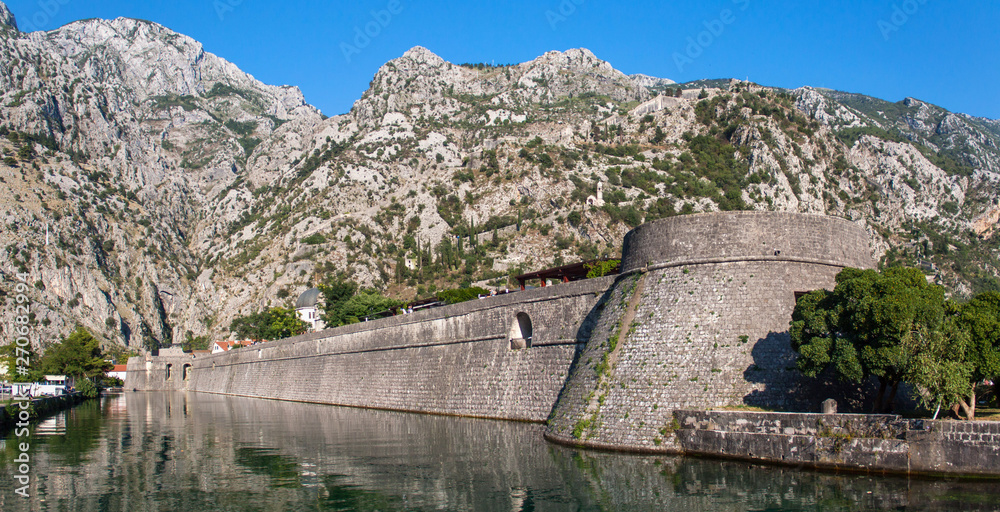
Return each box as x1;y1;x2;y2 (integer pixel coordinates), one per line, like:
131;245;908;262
112;364;128;372
214;340;256;351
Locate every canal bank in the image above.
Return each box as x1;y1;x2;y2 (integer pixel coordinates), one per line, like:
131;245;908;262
0;393;87;432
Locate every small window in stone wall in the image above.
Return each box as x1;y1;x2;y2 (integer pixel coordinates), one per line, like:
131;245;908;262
183;364;192;381
509;313;533;350
165;363;172;381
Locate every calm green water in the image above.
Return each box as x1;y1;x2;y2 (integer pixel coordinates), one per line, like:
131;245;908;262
1;393;999;511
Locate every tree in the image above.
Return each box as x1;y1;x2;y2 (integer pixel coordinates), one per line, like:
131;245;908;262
103;344;140;365
76;378;99;398
39;327;113;381
437;287;488;305
301;233;326;245
0;341;44;383
790;288;862;381
790;267;947;413
335;290;401;324
317;277;403;326
584;259;621;279
17;143;34;161
651;126;666;144
904;322;973;419
567;211;582;227
181;331;212;352
230;307;308;341
947;291;1000;419
537;152;554;169
319;279;359;327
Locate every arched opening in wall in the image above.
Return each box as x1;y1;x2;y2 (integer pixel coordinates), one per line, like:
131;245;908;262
182;364;192;381
509;313;533;350
165;364;172;381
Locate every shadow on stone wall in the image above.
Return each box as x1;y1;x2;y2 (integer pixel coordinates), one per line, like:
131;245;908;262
546;284;617;421
573;285;614;346
741;332;877;413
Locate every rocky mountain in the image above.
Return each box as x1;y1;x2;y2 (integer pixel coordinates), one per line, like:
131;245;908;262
1;2;998;354
0;3;15;32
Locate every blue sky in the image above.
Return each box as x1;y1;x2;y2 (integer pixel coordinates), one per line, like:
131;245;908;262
5;0;998;119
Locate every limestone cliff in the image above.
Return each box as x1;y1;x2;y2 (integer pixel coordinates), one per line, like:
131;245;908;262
0;2;15;32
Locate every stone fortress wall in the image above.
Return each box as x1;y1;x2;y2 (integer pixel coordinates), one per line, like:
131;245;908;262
128;212;1000;475
544;211;875;451
129;212;873;428
127;275;614;422
130;211;873;430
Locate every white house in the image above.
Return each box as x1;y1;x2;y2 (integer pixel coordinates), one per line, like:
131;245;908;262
295;288;325;332
108;364;128;382
32;375;70;395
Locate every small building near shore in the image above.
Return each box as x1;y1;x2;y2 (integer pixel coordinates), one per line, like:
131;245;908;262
108;365;128;381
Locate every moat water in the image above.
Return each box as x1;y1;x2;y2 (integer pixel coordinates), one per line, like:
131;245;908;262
1;393;999;511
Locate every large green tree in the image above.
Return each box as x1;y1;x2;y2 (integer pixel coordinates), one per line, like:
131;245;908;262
229;307;308;341
0;341;44;383
335;290;401;325
947;291;1000;419
791;267;947;413
318;279;358;327
319;280;400;327
902;317;973;418
39;327;113;381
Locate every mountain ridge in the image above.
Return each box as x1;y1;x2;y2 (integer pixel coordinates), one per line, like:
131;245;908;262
0;1;16;32
1;7;998;356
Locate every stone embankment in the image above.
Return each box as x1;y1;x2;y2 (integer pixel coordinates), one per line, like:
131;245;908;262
671;410;1000;477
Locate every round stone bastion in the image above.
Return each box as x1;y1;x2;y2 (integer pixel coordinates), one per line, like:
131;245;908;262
545;211;875;453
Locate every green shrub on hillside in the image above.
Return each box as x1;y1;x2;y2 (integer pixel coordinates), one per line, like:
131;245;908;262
301;233;327;245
